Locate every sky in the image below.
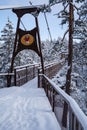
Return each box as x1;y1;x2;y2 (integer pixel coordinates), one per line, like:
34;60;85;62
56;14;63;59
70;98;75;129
0;0;68;41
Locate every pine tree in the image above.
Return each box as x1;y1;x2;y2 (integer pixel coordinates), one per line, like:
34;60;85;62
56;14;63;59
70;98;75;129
0;18;15;72
74;2;87;40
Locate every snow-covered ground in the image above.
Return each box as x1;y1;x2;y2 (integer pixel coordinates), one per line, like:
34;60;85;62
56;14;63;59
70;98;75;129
0;77;61;130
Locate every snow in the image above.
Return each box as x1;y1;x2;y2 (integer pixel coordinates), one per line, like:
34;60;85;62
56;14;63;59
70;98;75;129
15;63;39;70
71;72;80;77
0;77;61;130
0;5;28;10
21;77;38;88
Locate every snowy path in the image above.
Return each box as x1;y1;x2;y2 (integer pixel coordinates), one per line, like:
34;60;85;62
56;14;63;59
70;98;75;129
0;77;61;130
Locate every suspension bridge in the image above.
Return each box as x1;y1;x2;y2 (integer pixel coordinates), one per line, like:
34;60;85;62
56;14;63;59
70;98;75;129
0;62;87;130
0;5;87;130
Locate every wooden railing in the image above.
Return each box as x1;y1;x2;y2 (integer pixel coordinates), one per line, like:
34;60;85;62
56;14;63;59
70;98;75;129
14;64;39;86
14;62;63;86
38;61;63;87
0;73;14;88
38;74;87;130
44;62;63;78
0;64;39;87
0;61;63;88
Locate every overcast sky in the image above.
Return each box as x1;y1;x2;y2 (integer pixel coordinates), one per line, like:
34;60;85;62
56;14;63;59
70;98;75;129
0;0;68;41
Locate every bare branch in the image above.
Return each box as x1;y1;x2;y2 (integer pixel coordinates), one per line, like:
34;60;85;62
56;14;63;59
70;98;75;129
62;29;69;41
73;4;79;11
49;0;63;7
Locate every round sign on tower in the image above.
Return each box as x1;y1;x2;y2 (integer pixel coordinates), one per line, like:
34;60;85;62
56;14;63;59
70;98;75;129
21;34;35;46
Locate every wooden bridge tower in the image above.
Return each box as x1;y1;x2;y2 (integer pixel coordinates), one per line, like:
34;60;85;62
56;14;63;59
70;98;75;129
8;6;44;86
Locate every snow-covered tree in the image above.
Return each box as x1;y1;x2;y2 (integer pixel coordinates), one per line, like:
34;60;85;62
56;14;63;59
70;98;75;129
0;18;15;72
73;41;87;87
74;2;87;40
15;50;40;66
41;38;68;64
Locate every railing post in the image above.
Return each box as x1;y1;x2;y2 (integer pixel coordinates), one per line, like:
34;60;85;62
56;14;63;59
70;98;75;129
53;89;55;112
33;65;35;78
69;106;72;130
62;102;68;127
7;74;8;87
38;69;40;88
7;73;11;87
26;67;28;82
46;82;48;97
14;68;17;86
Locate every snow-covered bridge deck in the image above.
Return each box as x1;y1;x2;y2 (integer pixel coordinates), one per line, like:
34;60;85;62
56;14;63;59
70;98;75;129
0;77;61;130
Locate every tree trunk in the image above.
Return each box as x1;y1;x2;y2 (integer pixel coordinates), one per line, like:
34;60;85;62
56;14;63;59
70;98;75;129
62;0;74;127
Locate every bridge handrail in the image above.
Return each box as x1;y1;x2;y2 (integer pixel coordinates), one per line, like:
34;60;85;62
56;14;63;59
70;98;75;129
15;66;39;72
0;73;14;76
14;63;39;70
0;62;61;87
14;64;39;86
39;74;87;130
0;64;39;87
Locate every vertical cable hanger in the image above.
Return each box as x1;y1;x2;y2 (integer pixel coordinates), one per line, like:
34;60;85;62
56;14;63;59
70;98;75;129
44;12;52;42
20;20;27;31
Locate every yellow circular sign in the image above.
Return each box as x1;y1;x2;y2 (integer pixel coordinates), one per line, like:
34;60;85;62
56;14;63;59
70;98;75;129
21;34;34;46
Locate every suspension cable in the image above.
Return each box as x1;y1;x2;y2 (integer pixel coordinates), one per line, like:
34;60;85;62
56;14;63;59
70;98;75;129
44;12;52;42
20;13;52;42
20;20;27;31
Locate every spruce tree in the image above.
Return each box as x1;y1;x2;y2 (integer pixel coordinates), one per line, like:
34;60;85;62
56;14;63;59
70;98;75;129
74;2;87;40
0;18;15;72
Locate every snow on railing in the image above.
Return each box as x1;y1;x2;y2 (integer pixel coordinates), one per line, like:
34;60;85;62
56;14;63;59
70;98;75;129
39;74;87;130
14;63;39;70
0;73;14;76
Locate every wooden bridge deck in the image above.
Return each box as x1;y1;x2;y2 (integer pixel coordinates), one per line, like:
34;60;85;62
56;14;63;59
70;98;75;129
0;77;61;130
